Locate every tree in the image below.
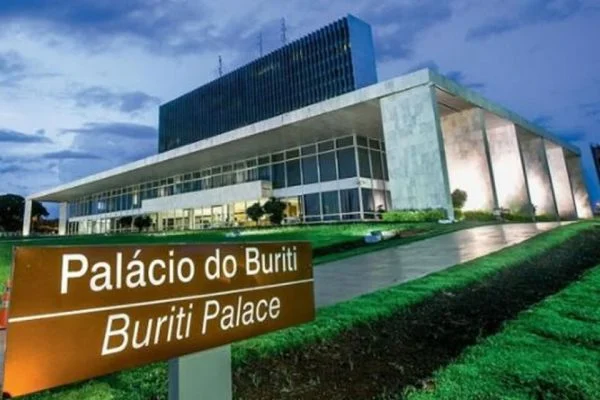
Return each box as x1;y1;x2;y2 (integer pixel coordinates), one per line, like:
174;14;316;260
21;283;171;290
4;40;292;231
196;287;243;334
0;194;48;232
451;189;468;210
117;216;133;231
263;197;287;225
133;215;153;232
246;202;264;225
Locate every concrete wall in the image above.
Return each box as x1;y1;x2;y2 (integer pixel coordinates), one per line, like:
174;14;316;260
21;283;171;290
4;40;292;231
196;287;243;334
545;141;577;219
441;108;497;211
22;199;32;236
517;127;558;217
380;84;454;219
565;153;594;218
485;121;531;213
58;202;68;235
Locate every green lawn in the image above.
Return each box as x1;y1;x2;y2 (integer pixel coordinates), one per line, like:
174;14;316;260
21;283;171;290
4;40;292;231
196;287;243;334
23;220;599;400
0;221;466;284
406;262;600;400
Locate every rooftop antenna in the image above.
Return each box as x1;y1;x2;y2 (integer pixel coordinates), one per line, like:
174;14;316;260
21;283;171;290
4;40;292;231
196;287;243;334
258;32;263;56
218;55;223;77
281;18;287;45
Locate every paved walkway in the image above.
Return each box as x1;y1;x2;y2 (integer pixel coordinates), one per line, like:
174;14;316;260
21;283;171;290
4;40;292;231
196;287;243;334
315;222;570;307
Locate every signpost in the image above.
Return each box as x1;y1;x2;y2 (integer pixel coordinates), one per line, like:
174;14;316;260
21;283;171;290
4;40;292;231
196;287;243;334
1;242;314;398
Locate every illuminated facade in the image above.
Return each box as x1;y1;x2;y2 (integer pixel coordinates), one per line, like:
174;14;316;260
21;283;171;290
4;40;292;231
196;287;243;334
23;19;594;236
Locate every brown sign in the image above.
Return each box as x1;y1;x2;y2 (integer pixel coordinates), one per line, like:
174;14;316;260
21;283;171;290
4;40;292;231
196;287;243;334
2;242;314;397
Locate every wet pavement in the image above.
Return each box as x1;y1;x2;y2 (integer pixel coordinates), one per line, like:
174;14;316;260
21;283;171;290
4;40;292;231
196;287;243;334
315;222;571;307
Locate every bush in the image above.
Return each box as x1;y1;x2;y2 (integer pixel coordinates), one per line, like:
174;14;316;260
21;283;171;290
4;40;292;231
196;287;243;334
453;209;463;220
536;214;557;222
463;210;495;221
451;189;467;210
382;208;446;222
263;197;287;225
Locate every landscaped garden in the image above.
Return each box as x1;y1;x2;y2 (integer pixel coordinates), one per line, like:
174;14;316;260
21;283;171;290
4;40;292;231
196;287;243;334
13;220;599;400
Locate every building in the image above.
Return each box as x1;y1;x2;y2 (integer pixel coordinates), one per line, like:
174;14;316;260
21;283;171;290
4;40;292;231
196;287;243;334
592;144;600;184
23;17;594;236
159;15;377;153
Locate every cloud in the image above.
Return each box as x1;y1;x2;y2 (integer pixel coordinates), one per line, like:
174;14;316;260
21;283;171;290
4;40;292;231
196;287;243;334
0;129;53;143
405;62;485;90
532;115;554;130
73;86;160;113
0;51;27;85
62;122;157;139
42;150;102;160
0;165;23;174
467;0;584;41
581;101;600;120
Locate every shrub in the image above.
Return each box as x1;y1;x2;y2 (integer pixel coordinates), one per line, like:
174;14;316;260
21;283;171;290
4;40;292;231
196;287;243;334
451;189;468;210
245;202;264;225
463;210;496;221
536;214;557;222
263;197;287;225
382;208;446;222
453;209;463;220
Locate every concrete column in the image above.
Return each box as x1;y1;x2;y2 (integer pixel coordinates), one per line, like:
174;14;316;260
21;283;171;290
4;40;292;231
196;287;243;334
565;153;594;218
380;84;454;219
58;202;68;236
544;141;577;220
441;108;497;211
22;199;33;236
188;208;195;230
486;122;531;213
516;128;559;217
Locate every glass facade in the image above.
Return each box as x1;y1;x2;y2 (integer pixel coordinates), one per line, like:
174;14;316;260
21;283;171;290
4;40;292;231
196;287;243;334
66;135;390;233
158;15;377;152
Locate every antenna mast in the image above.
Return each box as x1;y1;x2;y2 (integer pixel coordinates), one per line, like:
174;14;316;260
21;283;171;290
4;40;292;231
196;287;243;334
281;18;287;45
258;32;263;56
218;55;223;77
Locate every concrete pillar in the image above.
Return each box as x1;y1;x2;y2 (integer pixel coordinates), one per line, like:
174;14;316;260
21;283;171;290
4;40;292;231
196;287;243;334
22;199;32;236
544;141;577;220
486;121;531;213
440;108;497;211
380;84;454;219
188;208;195;230
58;202;68;236
516;127;559;218
565;153;594;218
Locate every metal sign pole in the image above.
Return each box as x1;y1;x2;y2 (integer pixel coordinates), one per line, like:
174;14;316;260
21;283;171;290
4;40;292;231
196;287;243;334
168;345;232;400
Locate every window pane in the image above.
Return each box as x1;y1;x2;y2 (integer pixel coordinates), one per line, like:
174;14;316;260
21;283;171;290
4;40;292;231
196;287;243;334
382;152;389;180
286;159;301;187
302;156;318;184
341;189;359;213
318;140;334;152
258;165;271;181
358;147;371;178
337;148;356;179
321;190;339;215
319;152;337;182
371;150;384;179
362;188;374;212
272;152;284;162
272;163;286;189
336;136;354;148
357;136;368;147
369;138;381;149
303;193;321;216
286;149;300;159
258;156;270;165
301;145;316;156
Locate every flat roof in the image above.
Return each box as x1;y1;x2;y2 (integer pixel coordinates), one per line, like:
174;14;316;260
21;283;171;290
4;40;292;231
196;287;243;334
30;68;580;202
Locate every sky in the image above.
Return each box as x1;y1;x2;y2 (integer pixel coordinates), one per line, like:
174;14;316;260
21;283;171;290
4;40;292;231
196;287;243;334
0;0;599;217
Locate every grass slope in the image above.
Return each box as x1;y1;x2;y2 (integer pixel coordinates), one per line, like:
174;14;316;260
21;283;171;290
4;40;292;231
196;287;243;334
406;262;600;400
25;221;598;400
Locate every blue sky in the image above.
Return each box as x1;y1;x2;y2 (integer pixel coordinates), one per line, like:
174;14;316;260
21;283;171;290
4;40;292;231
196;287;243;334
0;0;599;215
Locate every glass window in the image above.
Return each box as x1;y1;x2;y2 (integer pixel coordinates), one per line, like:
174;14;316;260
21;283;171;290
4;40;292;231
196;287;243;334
358;147;371;178
302;156;318;184
371;150;384;180
318;140;334;152
369;138;381;149
258;165;271;181
303;193;321;216
374;190;387;211
258;156;270;165
247;158;257;167
272;152;284;162
337;148;356;179
301;144;316;156
341;189;360;213
321;190;339;215
286;159;301;187
382;153;389;180
362;188;374;212
272;163;286;189
356;136;368;147
286;149;300;159
319;152;337;182
336;136;353;148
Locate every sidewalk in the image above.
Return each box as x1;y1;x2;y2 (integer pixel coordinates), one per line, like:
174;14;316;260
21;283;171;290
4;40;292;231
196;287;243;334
315;222;570;307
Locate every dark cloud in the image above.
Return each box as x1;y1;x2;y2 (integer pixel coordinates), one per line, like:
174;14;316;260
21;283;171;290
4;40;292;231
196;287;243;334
0;51;27;86
406;60;440;74
0;129;52;143
0;165;23;174
467;0;583;41
62;122;157;139
42;150;102;160
581;101;600;119
359;1;453;61
73;86;160;113
532;115;554;129
557;129;588;143
445;70;486;90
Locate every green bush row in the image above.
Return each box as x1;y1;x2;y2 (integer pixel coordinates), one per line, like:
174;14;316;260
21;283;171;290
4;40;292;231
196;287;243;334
382;208;446;222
